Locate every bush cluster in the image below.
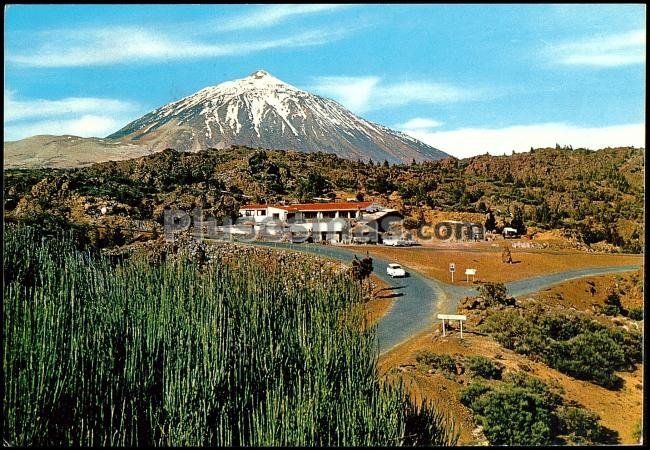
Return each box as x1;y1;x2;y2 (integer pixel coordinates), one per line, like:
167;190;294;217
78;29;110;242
460;372;607;445
414;351;457;375
466;356;503;380
480;309;642;388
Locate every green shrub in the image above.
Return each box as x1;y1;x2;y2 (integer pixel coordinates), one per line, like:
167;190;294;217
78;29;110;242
603;291;624;316
501;372;563;409
466;384;553;445
547;331;625;389
601;304;620;316
555;406;605;444
461;373;611;445
628;308;643;321
481;310;642;389
414;351;457;374
459;382;491;407
477;282;508;305
466;356;503;380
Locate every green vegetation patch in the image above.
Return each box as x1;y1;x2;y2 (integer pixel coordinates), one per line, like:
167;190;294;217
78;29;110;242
480;308;642;389
3;225;457;446
460;372;610;445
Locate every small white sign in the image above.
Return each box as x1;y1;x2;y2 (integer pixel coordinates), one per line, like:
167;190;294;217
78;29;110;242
449;263;455;272
465;268;476;275
437;314;467;321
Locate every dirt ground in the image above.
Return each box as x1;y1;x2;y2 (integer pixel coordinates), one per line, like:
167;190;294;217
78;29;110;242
531;268;644;312
350;244;643;284
377;266;644;445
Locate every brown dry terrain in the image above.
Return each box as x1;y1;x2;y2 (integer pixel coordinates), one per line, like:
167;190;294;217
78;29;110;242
377;266;644;445
379;327;643;445
350;244;643;284
3;135;154;168
531;268;644;313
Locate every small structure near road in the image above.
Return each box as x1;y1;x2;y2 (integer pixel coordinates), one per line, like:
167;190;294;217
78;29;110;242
437;313;467;339
502;227;518;238
465;268;477;283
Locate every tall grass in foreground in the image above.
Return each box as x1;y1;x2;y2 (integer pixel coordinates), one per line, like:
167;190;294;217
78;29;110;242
4;225;456;446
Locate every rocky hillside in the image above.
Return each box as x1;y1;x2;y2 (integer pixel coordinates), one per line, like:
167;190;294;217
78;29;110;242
3;145;644;252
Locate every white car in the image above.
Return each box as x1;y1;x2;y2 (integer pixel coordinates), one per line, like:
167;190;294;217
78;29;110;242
387;263;406;278
382;237;403;246
383;237;417;247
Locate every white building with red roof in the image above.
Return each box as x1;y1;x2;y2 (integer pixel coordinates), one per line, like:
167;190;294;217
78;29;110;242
237;201;401;243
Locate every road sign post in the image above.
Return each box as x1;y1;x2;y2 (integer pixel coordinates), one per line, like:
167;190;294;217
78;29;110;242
465;268;476;283
449;263;455;283
437;314;467;339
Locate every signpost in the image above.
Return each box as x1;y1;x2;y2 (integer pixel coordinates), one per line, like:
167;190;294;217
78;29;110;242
449;262;455;283
465;268;476;283
437;314;467;339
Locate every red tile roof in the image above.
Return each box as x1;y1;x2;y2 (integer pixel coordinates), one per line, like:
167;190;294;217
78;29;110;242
241;201;373;212
239;203;268;209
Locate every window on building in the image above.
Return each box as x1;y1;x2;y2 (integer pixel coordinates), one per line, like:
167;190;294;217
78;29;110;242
257;210;266;216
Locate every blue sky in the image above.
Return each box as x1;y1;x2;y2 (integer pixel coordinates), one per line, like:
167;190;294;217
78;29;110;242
4;4;646;157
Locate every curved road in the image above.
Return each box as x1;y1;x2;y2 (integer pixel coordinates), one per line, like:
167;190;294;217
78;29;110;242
235;241;640;353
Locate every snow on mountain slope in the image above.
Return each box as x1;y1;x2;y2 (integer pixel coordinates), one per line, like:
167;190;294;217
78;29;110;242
108;70;450;163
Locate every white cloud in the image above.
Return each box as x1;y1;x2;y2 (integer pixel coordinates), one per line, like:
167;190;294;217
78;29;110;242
4;91;141;141
4;115;127;141
219;4;350;31
309;76;380;113
548;29;645;67
4;90;137;122
394;117;443;130
7;26;350;67
310;76;483;113
398;121;645;159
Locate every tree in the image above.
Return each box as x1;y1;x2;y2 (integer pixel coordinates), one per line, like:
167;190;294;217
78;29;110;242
510;205;526;235
296;172;329;201
602;289;623;316
351;254;373;298
501;245;513;264
478;282;511;306
535;201;552;227
484;209;496;232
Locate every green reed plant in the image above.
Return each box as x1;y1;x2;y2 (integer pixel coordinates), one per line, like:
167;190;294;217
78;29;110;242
4;225;456;446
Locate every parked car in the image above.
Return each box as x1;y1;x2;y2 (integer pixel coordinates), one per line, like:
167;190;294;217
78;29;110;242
387;263;406;278
382;237;404;246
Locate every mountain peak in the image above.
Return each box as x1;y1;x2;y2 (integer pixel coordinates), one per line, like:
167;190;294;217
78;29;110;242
108;71;450;163
215;70;296;93
249;69;270;78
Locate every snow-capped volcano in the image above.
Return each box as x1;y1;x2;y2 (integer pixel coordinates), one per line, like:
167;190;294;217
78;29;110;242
108;70;450;163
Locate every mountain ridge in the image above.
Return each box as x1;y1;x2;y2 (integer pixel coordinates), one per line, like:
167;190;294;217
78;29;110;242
107;70;450;163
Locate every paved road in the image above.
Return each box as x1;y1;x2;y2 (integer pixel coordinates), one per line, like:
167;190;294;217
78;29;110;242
233;241;641;354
